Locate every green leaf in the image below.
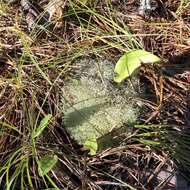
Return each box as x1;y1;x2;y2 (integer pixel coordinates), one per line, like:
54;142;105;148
32;114;52;139
38;154;58;176
84;138;98;155
114;49;160;83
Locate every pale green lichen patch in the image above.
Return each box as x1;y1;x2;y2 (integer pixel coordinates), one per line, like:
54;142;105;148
62;59;141;148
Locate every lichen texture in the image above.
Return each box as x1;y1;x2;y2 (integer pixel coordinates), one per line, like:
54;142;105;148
62;59;141;149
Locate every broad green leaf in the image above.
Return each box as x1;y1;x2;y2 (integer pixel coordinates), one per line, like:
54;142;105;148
138;52;161;63
33;114;52;139
38;154;58;176
84;138;98;156
114;50;160;83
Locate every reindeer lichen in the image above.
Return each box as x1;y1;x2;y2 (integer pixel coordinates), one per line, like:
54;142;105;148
62;59;141;149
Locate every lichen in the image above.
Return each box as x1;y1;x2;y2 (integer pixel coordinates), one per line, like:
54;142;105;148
61;58;141;148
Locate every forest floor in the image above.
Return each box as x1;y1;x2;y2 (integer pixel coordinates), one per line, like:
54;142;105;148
0;0;190;189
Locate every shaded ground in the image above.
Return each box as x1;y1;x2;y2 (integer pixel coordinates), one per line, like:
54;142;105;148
0;0;190;189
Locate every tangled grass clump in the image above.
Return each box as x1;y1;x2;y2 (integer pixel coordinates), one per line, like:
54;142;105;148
0;0;190;189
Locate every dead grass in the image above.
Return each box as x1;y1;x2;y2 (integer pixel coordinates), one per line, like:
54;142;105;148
0;0;190;189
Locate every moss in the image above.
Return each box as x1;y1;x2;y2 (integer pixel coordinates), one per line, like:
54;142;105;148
62;58;141;149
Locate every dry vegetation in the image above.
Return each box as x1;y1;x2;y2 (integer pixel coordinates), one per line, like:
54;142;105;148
0;0;190;189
